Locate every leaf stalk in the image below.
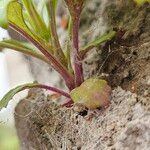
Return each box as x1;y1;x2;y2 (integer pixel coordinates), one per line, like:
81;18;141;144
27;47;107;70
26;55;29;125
9;22;75;90
72;16;84;87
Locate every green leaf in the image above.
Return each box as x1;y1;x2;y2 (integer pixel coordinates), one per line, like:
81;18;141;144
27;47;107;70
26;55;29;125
80;31;116;57
65;17;73;73
7;1;53;54
51;0;58;11
22;0;50;41
70;79;111;109
0;39;49;63
46;0;58;25
7;1;75;89
36;0;50;27
0;82;71;109
47;0;67;66
0;83;39;109
0;0;12;29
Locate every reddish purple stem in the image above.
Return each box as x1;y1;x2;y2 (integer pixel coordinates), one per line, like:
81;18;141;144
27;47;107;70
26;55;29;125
73;17;84;87
62;98;73;107
34;84;71;98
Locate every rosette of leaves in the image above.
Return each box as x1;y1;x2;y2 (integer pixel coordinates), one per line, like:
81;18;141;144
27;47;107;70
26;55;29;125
0;0;116;110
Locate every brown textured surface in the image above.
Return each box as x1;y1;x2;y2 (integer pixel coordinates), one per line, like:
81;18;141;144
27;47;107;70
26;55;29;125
15;88;150;150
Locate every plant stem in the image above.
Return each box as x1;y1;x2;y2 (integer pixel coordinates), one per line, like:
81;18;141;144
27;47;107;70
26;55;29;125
66;17;74;74
33;84;71;98
72;17;84;87
9;23;75;90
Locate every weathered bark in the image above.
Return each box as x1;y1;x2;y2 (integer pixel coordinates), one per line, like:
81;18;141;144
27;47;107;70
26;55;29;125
15;1;150;149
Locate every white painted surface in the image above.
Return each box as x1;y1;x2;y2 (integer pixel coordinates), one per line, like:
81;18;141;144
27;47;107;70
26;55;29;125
0;28;9;99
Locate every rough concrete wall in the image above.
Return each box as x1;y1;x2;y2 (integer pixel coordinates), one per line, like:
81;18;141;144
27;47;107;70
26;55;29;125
15;87;150;150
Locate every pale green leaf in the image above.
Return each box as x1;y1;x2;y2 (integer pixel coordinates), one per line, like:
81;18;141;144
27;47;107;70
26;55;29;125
7;1;74;86
47;0;67;66
65;17;73;73
0;83;39;109
0;39;49;63
0;82;70;109
7;1;53;54
36;0;50;27
80;31;116;57
22;0;50;40
52;0;58;11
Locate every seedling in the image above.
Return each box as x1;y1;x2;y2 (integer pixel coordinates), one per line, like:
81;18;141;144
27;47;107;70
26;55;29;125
0;0;116;110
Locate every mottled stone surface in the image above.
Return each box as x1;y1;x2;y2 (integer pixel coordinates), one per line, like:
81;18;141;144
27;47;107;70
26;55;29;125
15;87;150;150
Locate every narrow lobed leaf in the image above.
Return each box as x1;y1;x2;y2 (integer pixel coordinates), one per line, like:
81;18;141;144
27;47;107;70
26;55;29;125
0;39;49;63
7;1;53;54
22;0;50;41
0;83;70;110
65;16;74;73
0;83;37;110
47;0;67;66
80;31;116;57
7;1;75;89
